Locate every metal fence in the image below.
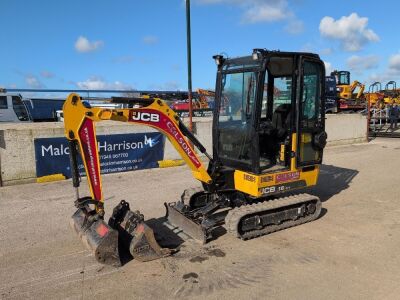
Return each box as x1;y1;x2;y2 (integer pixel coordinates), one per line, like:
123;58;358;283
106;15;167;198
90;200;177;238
368;107;400;137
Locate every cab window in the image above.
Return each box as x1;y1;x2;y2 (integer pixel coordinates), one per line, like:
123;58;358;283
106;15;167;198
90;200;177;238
0;96;8;109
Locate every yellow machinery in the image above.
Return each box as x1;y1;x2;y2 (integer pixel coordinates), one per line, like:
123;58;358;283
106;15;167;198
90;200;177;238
366;81;400;107
382;81;400;104
366;82;384;107
331;70;365;100
63;49;327;265
330;70;366;111
196;88;215;109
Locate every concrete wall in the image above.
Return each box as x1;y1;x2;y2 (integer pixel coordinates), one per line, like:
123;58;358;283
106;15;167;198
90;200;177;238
0;118;212;186
325;114;368;146
0;114;366;186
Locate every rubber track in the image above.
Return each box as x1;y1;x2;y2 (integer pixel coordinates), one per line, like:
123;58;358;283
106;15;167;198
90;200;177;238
225;193;321;240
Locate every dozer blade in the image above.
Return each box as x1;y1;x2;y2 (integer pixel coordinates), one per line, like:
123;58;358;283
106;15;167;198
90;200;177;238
109;200;172;262
165;202;207;244
70;207;120;266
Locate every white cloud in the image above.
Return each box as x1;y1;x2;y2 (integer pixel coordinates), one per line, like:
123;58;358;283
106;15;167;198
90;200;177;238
196;0;241;5
1;83;17;89
25;75;44;88
112;55;134;64
74;36;104;53
320;48;333;55
284;19;304;35
196;0;227;3
197;0;295;24
242;0;290;23
300;43;313;52
149;81;182;91
346;55;379;72
364;52;400;85
164;81;181;90
40;70;55;78
319;13;379;52
388;53;400;72
367;73;392;85
142;35;159;45
324;61;333;75
76;77;133;90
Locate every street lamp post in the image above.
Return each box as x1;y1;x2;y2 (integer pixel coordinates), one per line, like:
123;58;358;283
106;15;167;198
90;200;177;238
186;0;193;131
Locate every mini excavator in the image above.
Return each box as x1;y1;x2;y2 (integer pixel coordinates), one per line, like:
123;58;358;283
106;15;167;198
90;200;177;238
63;49;327;266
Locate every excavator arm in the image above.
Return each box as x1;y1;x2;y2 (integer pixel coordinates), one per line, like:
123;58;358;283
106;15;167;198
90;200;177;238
63;93;213;265
350;80;365;99
64;93;212;204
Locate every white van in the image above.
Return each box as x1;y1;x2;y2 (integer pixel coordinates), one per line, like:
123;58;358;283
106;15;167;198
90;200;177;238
0;93;31;122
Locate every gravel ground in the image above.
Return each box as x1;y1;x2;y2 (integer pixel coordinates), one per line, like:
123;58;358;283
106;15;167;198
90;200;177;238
1;138;400;300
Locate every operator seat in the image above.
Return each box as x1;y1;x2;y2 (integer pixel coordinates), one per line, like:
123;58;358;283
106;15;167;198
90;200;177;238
258;104;291;168
272;103;291;141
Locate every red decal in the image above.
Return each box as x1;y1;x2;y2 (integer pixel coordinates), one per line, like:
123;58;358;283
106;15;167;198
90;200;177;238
128;109;201;168
275;171;300;183
135;223;145;234
79;118;102;201
96;223;109;237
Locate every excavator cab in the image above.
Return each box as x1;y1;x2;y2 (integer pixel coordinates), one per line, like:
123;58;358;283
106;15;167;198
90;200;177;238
211;50;326;178
384;81;398;98
331;70;350;86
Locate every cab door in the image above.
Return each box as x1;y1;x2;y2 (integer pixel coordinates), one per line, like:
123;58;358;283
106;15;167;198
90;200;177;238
297;58;326;166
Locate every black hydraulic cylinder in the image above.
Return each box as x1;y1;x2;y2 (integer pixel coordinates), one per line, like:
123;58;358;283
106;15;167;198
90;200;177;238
178;121;206;154
68;140;80;188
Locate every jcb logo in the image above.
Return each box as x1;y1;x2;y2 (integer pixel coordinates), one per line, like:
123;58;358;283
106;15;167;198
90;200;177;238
131;112;160;123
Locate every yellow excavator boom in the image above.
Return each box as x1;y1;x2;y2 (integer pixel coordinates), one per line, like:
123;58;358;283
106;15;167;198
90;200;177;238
349;80;365;99
64;93;212;204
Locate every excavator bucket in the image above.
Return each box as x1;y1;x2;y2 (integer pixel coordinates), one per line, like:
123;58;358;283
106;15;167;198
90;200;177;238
71;201;172;266
129;222;172;262
108;200;172;262
70;206;120;266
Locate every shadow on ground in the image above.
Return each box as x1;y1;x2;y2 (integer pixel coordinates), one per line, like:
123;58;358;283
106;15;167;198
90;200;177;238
308;164;359;202
119;164;358;265
118;216;186;265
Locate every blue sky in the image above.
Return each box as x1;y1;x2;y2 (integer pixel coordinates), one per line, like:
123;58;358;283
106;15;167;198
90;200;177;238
1;0;400;93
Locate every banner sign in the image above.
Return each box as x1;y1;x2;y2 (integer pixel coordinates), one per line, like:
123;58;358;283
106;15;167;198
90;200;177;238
34;132;165;178
175;109;213;118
